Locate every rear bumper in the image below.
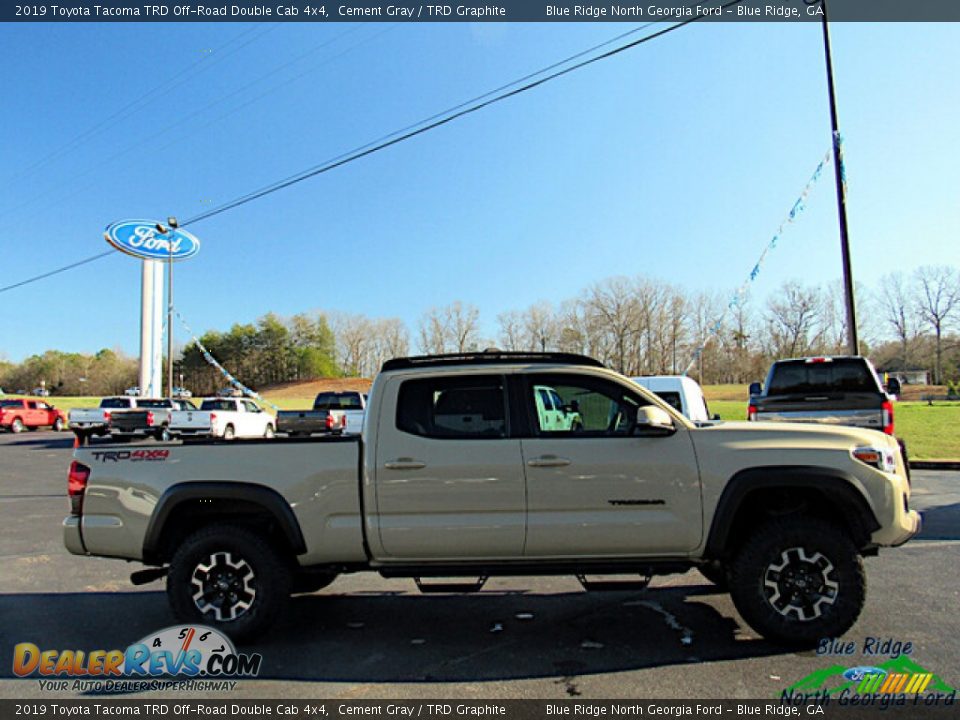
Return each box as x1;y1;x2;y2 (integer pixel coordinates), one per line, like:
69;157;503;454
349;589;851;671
63;516;86;555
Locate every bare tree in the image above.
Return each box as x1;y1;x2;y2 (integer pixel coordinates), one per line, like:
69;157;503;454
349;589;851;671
497;310;525;351
914;265;960;384
765;281;821;358
878;272;917;369
417;301;481;354
368;318;410;372
523;301;557;352
331;313;373;376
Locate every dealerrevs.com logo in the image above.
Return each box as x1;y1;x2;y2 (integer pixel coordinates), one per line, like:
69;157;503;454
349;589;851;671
13;625;261;693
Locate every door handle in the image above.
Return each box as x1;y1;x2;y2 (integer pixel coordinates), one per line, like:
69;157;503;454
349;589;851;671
527;455;571;468
384;458;427;470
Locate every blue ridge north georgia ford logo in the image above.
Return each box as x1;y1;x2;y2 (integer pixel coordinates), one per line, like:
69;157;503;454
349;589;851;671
104;219;200;261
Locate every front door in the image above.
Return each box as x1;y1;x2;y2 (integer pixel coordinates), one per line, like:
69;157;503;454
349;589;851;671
520;372;703;557
372;373;526;560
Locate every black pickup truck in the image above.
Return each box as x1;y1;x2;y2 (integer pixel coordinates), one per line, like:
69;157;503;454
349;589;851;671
748;356;900;437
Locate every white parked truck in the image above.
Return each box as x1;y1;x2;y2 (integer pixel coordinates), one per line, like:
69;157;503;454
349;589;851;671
168;397;275;440
64;352;920;645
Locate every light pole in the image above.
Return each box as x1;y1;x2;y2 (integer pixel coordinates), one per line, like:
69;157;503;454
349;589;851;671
808;0;859;355
156;217;179;398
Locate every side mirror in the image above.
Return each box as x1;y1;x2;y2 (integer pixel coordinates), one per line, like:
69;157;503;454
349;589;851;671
635;406;676;435
749;382;762;397
885;378;901;396
711;413;721;421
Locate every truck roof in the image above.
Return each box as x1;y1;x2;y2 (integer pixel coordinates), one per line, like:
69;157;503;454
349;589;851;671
381;351;604;372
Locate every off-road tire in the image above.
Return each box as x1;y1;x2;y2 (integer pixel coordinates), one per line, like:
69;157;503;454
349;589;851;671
729;515;865;647
698;560;729;590
167;524;292;642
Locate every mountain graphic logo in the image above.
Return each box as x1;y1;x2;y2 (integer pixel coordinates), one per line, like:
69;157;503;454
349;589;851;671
783;655;955;697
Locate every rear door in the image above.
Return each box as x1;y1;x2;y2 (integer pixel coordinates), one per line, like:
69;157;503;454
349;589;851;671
372;373;526;560
519;372;703;557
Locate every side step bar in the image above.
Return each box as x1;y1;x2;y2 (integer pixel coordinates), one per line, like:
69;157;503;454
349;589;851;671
576;574;650;592
414;577;488;593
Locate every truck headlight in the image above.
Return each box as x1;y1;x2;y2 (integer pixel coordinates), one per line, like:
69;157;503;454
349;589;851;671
852;445;897;473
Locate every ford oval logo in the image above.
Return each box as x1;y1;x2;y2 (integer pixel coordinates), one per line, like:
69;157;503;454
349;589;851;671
843;666;887;682
104;219;200;261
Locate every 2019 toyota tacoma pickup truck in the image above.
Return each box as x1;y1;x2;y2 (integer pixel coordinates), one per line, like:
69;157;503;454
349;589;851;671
63;352;920;645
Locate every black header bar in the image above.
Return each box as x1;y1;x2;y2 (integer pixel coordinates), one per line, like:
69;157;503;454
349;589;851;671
6;0;960;22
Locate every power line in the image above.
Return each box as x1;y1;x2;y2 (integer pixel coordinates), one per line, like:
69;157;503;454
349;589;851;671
0;24;277;195
183;2;739;226
0;250;118;294
0;24;368;225
0;4;739;296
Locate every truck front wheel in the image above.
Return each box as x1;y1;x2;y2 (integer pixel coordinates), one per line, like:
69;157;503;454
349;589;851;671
167;524;292;642
729;516;865;647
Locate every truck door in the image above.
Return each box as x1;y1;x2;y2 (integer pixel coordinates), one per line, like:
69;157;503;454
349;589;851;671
372;374;526;559
519;372;703;556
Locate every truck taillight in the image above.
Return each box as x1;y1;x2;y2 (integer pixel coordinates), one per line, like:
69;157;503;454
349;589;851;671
748;404;757;421
882;400;894;435
210;412;217;422
326;414;334;429
146;411;155;426
68;461;90;515
341;415;347;428
104;411;111;422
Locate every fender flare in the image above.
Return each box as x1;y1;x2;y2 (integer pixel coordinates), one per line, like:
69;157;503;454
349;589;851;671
142;481;307;563
704;466;881;558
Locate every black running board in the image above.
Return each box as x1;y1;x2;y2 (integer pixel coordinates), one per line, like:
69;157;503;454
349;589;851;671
130;567;168;585
414;577;488;593
576;574;650;592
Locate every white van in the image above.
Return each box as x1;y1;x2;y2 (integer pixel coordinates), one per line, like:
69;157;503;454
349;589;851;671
631;375;713;424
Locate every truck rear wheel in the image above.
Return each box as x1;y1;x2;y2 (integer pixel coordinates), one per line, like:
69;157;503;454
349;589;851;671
729;515;865;647
167;524;292;642
10;418;24;433
223;424;236;441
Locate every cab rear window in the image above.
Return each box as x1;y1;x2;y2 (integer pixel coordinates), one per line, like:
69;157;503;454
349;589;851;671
767;360;880;395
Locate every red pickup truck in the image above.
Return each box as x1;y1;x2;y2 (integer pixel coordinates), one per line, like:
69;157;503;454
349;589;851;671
0;399;67;433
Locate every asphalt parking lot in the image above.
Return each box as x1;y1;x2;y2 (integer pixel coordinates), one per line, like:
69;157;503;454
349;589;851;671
1;431;957;700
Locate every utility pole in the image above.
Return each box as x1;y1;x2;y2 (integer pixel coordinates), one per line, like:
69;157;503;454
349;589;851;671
813;0;859;355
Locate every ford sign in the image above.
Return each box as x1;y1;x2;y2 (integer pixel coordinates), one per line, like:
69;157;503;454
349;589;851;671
104;219;200;261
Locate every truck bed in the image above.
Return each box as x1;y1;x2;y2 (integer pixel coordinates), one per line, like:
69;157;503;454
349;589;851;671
71;435;366;566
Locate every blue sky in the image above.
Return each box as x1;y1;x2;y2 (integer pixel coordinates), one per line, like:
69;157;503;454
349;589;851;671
1;20;958;361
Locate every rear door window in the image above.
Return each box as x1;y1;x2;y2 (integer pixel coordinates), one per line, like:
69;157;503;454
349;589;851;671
397;375;507;439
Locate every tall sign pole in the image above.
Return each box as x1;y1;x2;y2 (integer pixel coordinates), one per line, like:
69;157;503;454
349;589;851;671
816;0;859;355
138;260;156;395
104;219;201;399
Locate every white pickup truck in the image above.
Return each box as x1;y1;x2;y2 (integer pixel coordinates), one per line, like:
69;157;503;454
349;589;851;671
65;351;919;645
68;397;137;437
168;397;276;440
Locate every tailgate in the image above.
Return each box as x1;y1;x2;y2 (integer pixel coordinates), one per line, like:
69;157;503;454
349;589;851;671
755;392;884;430
278;410;328;432
171;410;211;429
